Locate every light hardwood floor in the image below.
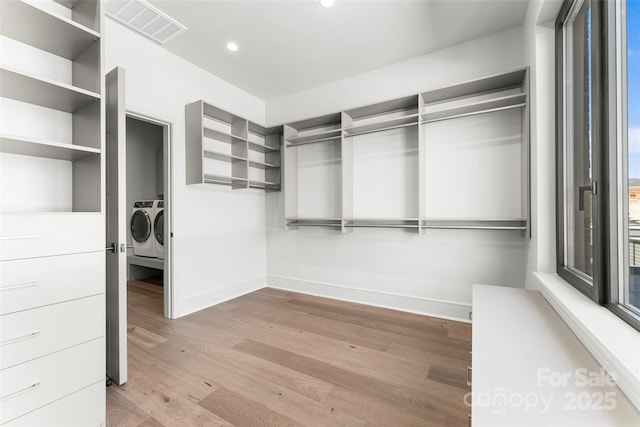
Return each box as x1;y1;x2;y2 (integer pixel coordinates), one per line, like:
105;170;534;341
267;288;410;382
106;281;472;426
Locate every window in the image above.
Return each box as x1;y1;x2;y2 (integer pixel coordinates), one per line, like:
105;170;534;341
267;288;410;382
557;0;640;331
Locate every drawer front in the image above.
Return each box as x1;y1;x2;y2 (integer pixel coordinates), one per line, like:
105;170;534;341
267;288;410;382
6;381;105;427
0;214;103;261
1;295;104;370
0;338;104;425
0;251;104;315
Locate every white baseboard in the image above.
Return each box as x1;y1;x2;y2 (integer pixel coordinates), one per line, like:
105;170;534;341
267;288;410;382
177;276;267;317
266;275;472;323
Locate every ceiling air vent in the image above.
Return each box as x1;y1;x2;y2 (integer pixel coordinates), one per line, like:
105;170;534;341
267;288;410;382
105;0;187;45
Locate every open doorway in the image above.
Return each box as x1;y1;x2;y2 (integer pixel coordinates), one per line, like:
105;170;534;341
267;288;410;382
126;112;173;318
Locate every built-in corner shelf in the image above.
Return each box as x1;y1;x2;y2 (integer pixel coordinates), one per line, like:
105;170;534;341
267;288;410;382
186;100;282;192
248;140;280;153
0;134;100;161
283;68;530;235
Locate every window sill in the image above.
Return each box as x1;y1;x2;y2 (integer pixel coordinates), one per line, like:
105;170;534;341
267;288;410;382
532;272;640;412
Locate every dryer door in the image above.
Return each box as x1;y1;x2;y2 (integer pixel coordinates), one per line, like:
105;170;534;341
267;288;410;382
154;210;164;246
130;210;151;243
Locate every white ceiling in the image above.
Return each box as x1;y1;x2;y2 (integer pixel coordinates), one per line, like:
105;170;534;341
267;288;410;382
147;0;530;101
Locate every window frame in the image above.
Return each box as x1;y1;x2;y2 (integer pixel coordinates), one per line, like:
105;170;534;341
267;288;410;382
556;0;640;332
555;0;607;304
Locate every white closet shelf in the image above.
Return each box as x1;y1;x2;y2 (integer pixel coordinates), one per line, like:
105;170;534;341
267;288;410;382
345;95;418;120
345;218;420;229
248;123;281;137
343;114;419;137
284;218;527;231
248;160;279;169
202;103;245;125
203;174;248;187
421;93;527;123
203;127;246;144
0;0;100;60
286;218;342;228
421;219;527;230
248;180;280;190
248;140;279;153
0;134;100;161
0;67;100;113
422;69;526;104
286;129;342;146
203;150;246;163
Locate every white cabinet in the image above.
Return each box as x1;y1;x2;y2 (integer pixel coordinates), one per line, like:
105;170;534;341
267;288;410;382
7;381;105;427
0;338;104;425
0;295;104;370
0;214;103;261
283;69;530;234
0;252;104;315
0;1;105;425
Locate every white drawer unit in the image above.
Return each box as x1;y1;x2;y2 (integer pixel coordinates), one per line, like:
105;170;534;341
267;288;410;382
0;338;104;425
0;251;104;315
0;295;104;370
0;214;103;261
5;381;105;427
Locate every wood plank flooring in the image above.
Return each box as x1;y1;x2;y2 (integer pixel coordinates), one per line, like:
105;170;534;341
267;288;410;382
106;281;472;426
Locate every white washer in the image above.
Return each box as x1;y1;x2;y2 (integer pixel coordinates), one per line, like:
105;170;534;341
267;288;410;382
130;200;157;258
153;200;164;260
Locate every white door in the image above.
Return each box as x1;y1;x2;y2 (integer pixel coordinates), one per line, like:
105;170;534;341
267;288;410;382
105;67;127;385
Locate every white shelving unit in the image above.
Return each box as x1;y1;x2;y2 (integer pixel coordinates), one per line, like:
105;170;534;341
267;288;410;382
185;100;281;192
283;68;530;234
0;0;105;424
284;113;343;227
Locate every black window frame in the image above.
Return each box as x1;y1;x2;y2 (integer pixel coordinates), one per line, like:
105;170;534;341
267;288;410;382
556;0;640;332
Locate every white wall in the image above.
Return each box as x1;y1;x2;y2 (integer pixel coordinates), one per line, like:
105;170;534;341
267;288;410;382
265;27;529;321
105;19;268;317
523;1;559;289
267;27;525;126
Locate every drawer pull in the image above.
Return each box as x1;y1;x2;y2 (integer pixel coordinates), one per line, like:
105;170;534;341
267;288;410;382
0;235;40;241
0;330;40;346
0;281;40;292
467;366;472;386
0;381;41;401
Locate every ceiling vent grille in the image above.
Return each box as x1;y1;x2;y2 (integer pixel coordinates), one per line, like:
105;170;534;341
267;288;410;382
105;0;187;45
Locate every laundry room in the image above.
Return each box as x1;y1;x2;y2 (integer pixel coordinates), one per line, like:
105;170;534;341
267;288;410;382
126;116;165;285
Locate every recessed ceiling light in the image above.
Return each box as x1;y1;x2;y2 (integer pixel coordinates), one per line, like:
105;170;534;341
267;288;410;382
319;0;335;8
226;42;239;52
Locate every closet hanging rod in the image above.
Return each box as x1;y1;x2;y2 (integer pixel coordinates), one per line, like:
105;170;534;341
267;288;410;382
421;102;526;124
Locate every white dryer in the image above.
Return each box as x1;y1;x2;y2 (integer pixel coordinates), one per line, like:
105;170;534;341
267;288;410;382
153;200;164;260
130;200;157;257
